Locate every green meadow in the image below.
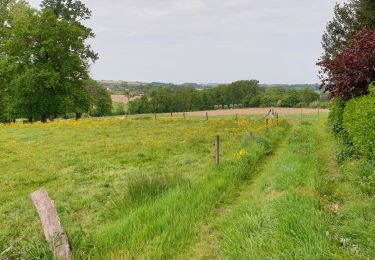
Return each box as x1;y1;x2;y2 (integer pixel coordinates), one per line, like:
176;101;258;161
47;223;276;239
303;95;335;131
0;115;373;259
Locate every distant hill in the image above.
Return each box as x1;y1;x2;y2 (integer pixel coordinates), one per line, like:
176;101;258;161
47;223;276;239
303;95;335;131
259;84;320;90
97;80;319;93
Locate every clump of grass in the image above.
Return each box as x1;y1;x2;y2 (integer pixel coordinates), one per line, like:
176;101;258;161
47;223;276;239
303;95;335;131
127;173;185;204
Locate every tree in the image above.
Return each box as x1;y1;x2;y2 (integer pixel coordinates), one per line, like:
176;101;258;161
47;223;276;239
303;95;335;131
357;0;375;28
0;0;97;122
318;28;375;99
301;88;320;105
41;0;92;22
322;0;360;58
321;0;375;59
280;89;301;107
84;80;112;117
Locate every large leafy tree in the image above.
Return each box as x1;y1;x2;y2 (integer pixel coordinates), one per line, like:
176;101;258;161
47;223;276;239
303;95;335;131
0;0;97;122
318;28;375;99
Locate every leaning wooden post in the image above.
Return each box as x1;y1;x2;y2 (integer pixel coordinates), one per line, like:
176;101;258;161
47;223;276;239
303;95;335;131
31;188;72;260
183;112;186;120
214;135;220;165
266;118;269;130
206;112;209;121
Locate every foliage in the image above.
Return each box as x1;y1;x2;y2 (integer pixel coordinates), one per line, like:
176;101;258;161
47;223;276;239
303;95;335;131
318;28;375;99
343;88;375;160
328;98;347;135
128;81;321;114
321;0;361;58
128;96;151;114
357;0;375;30
321;0;375;59
84;80;112;117
0;0;97;122
112;102;126;116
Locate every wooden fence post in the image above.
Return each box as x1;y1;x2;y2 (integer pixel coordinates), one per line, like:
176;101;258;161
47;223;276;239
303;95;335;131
266;118;269;130
276;113;279;125
31;188;72;260
206;112;209;121
236;113;238;120
318;104;320;120
183;112;186;120
214;135;220;165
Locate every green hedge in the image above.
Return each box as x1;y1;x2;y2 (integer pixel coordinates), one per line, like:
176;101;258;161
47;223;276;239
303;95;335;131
328;98;347;135
343;91;375;161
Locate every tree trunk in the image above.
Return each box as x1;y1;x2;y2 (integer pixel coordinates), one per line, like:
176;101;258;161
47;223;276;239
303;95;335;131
41;114;48;123
75;113;82;120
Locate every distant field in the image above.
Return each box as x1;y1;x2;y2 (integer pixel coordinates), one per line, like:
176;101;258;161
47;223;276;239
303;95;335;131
111;94;139;104
186;107;328;116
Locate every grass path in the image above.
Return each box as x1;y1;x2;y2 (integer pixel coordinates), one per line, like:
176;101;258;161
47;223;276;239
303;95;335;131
184;121;350;259
182;126;293;259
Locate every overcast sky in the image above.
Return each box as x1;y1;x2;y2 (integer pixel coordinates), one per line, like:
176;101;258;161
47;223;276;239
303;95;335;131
28;0;344;84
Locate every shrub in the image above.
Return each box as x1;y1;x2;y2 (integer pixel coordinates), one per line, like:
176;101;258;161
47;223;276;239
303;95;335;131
328;98;347;135
113;103;126;116
343;89;375;161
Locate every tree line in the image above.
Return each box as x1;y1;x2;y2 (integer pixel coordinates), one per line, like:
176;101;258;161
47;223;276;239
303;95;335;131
128;80;322;114
0;0;108;123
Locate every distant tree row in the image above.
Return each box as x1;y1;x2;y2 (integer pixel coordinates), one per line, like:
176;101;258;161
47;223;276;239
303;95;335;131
128;80;322;114
0;0;107;123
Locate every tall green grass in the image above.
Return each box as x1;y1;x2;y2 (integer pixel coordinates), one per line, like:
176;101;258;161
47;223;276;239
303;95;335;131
0;116;288;258
212;123;340;259
93;124;289;259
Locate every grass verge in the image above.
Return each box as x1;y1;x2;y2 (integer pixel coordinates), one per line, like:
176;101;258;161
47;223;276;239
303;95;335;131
211;122;340;259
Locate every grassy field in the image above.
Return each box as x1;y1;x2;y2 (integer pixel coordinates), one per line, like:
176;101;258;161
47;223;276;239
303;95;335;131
0;116;288;258
0;114;373;259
